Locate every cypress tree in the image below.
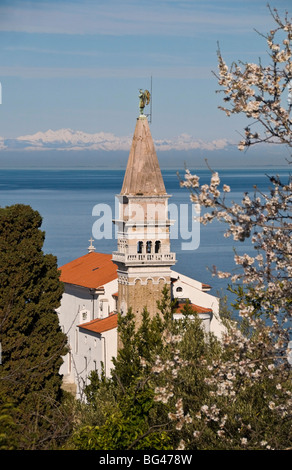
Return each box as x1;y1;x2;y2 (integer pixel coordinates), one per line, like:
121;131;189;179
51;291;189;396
0;204;68;449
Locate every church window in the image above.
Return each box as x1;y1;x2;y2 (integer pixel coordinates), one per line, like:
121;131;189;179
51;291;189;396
79;306;89;323
82;310;87;321
176;286;183;292
137;241;143;253
146;241;152;253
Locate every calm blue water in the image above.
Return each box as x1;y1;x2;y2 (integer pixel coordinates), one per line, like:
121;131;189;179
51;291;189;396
0;167;290;300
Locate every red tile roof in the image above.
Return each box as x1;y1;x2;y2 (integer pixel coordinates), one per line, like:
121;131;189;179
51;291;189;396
176;303;212;314
78;313;118;333
202;283;211;290
59;252;118;289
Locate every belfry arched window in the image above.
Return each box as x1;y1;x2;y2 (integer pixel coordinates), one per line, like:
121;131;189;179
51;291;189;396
146;241;152;253
155;240;161;253
137;241;143;253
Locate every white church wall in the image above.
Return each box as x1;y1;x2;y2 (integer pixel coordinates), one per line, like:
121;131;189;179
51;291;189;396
61;325;117;399
57;278;118;395
57;284;93;384
102;327;118;377
171;270;225;338
70;328;104;399
57;269;225;398
98;278;118;318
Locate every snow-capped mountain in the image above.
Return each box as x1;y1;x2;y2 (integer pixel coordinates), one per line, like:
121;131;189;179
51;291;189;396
0;128;230;152
15;128;132;151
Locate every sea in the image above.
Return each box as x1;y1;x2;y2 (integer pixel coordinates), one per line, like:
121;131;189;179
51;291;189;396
0;166;290;306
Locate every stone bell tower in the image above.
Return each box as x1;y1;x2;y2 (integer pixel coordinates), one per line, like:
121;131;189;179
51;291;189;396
112;91;176;326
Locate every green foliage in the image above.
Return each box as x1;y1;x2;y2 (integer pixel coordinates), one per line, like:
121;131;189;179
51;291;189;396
0;399;19;450
187;367;292;450
111;307;165;389
178;288;292;450
71;383;171;450
68;289;174;450
111;309;141;388
69;288;218;450
68;282;292;451
0;204;69;449
157;284;177;325
71;417;170;450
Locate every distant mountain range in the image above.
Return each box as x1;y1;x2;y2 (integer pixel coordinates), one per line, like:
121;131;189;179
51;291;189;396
0;128;230;152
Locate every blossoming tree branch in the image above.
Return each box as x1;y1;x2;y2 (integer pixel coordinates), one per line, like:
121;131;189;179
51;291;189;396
152;6;292;450
215;6;292;152
180;5;291;325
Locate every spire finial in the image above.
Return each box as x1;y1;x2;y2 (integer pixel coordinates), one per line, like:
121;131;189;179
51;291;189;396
88;237;95;253
139;89;150;116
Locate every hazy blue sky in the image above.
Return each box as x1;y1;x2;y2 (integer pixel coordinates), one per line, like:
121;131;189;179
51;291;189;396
0;0;291;150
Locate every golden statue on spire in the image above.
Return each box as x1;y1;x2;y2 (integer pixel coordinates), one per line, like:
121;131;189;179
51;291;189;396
139;89;151;116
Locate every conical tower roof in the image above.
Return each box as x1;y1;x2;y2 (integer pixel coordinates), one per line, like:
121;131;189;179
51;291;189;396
120;116;166;196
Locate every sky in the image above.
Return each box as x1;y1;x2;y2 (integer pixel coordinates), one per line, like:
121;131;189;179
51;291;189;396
0;0;291;164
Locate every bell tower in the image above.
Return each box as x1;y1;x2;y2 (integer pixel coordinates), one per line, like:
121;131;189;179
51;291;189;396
112;91;176;326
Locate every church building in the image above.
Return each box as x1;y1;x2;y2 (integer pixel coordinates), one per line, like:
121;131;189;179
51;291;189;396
57;93;224;398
